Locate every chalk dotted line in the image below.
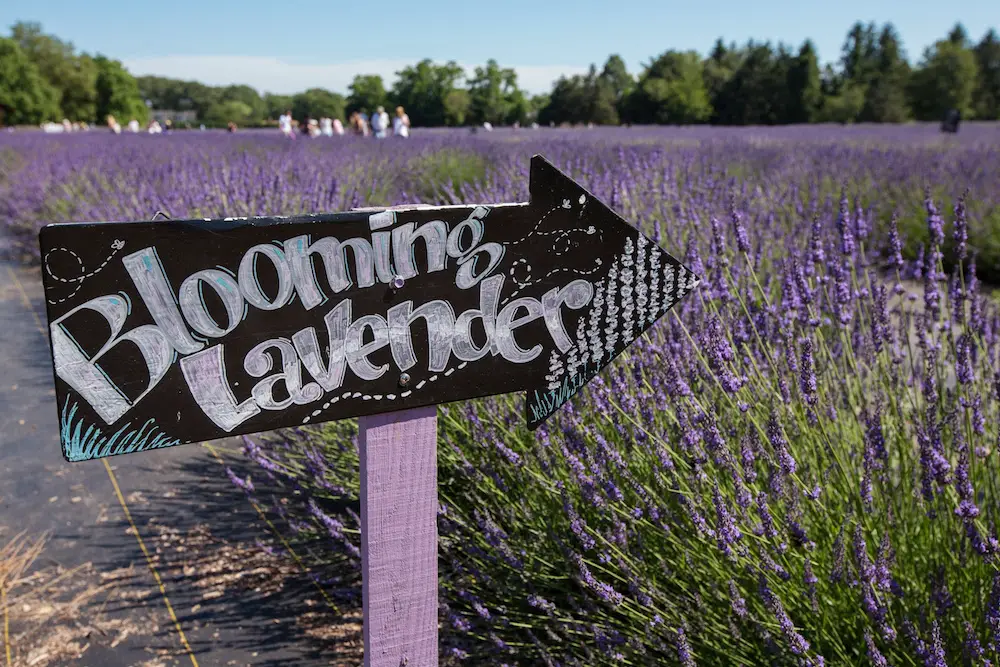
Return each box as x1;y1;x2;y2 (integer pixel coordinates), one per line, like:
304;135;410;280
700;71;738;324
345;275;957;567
504;195;585;246
552;225;600;256
497;194;602;307
301;361;470;424
44;240;126;304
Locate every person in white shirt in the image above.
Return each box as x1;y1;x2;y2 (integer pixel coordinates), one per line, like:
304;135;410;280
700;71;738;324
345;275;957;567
393;106;410;137
332;117;344;135
320;117;333;136
370;106;389;138
278;110;295;138
127;119;140;133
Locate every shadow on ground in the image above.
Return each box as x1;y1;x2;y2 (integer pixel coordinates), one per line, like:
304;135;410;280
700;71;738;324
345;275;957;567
86;442;365;667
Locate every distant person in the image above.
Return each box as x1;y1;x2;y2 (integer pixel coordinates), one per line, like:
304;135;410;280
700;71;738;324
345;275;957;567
941;108;961;133
358;111;370;136
333;117;344;135
279;109;295;138
370;106;389;138
227;121;237;133
300;116;312;136
148;120;163;134
393;106;410;137
320;116;333;137
106;114;121;134
164;119;173;133
127;119;140;133
308;118;321;137
482;121;493;132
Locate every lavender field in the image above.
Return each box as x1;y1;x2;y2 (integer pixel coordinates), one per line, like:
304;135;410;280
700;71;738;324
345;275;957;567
4;123;1000;665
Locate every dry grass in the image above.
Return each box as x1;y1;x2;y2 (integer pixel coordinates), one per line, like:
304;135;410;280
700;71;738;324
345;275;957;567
0;528;160;667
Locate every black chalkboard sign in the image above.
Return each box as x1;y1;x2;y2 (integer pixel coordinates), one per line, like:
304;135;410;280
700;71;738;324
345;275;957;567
38;155;699;462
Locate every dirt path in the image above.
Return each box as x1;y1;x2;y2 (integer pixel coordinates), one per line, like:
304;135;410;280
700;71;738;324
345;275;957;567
0;262;361;666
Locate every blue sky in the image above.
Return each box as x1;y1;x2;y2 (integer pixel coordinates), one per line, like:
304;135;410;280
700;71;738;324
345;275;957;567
2;0;996;95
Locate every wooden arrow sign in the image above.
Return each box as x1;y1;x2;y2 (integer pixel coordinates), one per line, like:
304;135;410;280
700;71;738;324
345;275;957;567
38;155;699;462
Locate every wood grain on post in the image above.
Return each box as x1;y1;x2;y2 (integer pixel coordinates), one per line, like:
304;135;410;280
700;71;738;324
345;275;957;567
359;406;439;667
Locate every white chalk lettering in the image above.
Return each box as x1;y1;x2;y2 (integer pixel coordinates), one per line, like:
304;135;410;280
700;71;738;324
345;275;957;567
180;344;260;431
387;299;456;373
244;338;322;410
238;244;294;310
51;293;174;424
392;221;449;280
123;248;203;354
542;280;594;353
292;299;350;392
495;297;545;363
345;314;390;381
179;269;244;338
453;274;502;361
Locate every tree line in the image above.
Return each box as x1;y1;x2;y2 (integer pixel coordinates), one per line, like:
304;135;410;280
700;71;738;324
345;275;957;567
1;20;998;128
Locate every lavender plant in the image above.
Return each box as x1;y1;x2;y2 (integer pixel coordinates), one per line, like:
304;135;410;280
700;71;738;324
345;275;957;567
4;126;1000;665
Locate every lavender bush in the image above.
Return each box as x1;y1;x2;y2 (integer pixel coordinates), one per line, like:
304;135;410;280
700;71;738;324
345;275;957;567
5;126;1000;664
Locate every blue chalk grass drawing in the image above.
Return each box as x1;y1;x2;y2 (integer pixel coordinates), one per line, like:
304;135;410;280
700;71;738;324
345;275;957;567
60;397;181;462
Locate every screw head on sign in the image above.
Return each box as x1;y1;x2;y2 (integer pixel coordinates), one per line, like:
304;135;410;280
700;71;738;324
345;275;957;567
391;275;405;290
398;373;411;387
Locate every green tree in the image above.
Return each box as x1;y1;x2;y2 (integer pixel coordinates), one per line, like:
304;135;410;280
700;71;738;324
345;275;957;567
291;87;345;120
346;75;388;115
786;40;822;123
527;94;549;121
713;42;790;125
973;29;1000;119
625;50;711;124
841;21;880;90
702;39;744;123
263;93;293;120
859;23;911;122
392;59;464;126
467;59;523;125
816;83;865;123
908;39;979;120
443;89;471;125
94;55;147;124
600;54;633;121
948;23;971;48
539;75;590;125
204;100;254;125
0;37;61;124
220;85;265;122
10;21;97;122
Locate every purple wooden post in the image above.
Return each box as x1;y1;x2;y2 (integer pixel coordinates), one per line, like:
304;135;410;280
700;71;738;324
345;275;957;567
359;406;439;667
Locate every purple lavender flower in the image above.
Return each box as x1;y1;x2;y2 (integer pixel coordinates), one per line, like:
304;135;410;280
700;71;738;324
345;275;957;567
674;626;696;667
729;580;747;619
758;575;811;656
766;412;798;478
954;191;969;261
799;337;818;406
865;629;889;667
731;204;750;254
836;188;855;256
964;622;983;663
712;484;742;557
803;557;818;611
925;191;945;247
809;214;825;266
